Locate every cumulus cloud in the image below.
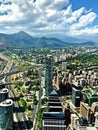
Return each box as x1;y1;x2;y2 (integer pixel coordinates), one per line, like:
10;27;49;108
70;12;97;30
0;0;98;40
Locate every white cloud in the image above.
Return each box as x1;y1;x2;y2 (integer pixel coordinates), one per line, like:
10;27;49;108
66;7;85;24
0;0;98;41
70;12;96;30
49;0;69;10
69;26;98;36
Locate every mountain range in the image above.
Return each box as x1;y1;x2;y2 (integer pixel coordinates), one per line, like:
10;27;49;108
0;31;95;48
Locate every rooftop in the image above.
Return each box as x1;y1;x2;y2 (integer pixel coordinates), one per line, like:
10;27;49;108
0;99;13;106
43;112;65;119
0;88;8;93
79;127;98;130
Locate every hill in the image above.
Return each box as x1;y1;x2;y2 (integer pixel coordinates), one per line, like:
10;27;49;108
0;31;95;48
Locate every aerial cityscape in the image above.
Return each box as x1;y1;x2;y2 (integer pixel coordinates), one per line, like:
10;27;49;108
0;0;98;130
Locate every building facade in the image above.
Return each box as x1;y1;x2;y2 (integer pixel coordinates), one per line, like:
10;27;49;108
85;90;98;106
72;87;82;107
0;88;8;102
80;102;90;120
45;55;53;96
0;99;13;130
42;112;66;130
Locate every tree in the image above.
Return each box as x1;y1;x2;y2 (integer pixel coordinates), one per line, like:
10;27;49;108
19;98;27;110
41;98;48;105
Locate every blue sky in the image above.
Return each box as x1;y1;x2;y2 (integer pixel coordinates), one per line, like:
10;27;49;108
71;0;98;25
0;0;98;41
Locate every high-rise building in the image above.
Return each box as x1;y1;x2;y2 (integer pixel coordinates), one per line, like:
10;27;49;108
68;73;73;84
95;112;98;127
0;84;5;89
78;126;98;130
71;113;79;130
42;112;66;130
48;90;62;112
42;89;66;129
80;102;90;120
91;102;98;113
0;88;8;102
64;103;71;127
62;62;67;70
45;55;53;96
72;87;82;107
85;90;98;106
0;99;13;130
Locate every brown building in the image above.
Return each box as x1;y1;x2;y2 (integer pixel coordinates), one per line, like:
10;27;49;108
91;102;98;113
80;102;90;120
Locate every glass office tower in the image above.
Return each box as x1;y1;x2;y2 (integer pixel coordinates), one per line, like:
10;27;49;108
0;99;13;130
0;88;8;102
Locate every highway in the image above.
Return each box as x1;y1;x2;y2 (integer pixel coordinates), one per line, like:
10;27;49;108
0;54;44;130
0;64;44;80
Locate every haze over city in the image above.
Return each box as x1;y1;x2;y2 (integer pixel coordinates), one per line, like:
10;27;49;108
0;0;98;42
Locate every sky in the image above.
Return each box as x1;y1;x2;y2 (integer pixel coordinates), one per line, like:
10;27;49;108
0;0;98;41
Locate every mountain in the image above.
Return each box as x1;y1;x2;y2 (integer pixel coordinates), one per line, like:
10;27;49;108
0;31;95;48
0;31;37;47
46;34;88;43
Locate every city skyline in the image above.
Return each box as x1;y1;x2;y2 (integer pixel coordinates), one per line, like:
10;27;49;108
0;0;98;42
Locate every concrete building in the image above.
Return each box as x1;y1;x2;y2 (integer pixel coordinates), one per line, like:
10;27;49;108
80;102;90;120
57;74;63;89
71;113;79;130
62;62;67;70
64;103;71;127
85;90;98;106
0;88;8;102
48;90;62;112
78;127;98;130
95;112;98;127
0;99;13;130
45;55;53;96
79;78;87;87
72;87;82;107
0;84;5;89
42;89;66;129
91;102;98;113
68;73;73;84
42;112;66;130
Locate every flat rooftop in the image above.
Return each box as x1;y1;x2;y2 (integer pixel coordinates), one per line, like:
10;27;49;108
0;99;13;106
0;88;8;93
48;102;61;106
43;112;65;119
79;127;98;130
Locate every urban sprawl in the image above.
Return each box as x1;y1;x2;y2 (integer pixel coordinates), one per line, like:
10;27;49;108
0;47;98;130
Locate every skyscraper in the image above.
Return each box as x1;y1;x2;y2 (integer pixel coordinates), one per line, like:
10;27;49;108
0;88;8;102
0;99;13;130
48;90;62;112
0;84;5;89
42;112;66;130
45;55;53;96
72;87;82;107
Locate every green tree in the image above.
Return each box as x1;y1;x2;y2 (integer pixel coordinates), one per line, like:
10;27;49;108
19;98;27;110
